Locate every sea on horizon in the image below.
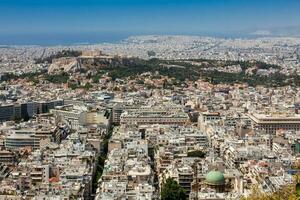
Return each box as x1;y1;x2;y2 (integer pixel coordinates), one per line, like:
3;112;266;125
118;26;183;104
0;31;265;46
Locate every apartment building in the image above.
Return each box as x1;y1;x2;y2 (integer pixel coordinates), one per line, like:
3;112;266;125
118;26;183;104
120;109;189;125
249;113;300;134
4;130;40;150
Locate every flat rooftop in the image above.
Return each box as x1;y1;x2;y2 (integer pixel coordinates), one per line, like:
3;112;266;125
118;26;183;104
249;113;300;124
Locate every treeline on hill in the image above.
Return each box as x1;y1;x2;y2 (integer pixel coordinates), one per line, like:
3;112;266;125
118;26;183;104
103;58;200;82
34;50;82;64
0;70;46;82
44;72;70;84
0;71;69;84
100;58;300;87
2;56;300;88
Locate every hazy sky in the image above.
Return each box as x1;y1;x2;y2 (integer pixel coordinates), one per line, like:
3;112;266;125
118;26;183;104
1;0;300;34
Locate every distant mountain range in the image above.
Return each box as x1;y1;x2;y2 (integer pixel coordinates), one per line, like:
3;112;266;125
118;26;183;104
250;26;300;37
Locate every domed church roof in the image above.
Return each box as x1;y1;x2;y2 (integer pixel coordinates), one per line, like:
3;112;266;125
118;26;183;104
205;170;225;185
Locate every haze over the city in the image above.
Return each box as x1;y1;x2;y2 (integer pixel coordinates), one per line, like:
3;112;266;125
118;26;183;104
1;0;300;44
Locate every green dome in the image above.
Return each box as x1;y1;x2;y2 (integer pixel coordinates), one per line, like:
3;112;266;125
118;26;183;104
205;170;225;185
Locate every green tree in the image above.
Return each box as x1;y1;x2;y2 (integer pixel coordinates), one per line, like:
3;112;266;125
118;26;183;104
161;178;186;200
68;83;78;90
44;72;69;84
84;82;93;90
187;150;206;158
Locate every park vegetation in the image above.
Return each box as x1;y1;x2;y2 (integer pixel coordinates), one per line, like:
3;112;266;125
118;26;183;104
3;56;300;88
161;178;186;200
96;58;300;87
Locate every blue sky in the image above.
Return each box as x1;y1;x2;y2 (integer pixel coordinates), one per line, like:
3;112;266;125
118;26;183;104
0;0;300;34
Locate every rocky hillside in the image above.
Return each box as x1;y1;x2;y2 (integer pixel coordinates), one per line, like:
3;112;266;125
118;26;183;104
46;50;135;74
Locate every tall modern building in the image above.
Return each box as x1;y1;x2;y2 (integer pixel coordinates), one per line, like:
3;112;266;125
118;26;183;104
0;104;14;122
35;99;64;114
0;100;64;123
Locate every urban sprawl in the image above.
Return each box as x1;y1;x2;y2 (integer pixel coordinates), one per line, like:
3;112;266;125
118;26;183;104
0;35;300;200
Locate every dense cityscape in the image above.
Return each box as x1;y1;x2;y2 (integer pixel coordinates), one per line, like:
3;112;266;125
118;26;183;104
1;0;300;199
0;34;299;199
